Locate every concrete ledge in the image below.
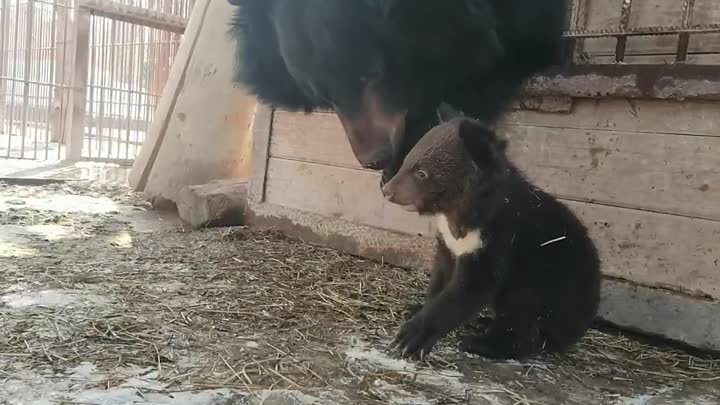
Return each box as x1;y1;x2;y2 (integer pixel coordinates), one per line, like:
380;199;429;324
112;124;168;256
599;279;720;352
177;179;248;229
247;200;720;352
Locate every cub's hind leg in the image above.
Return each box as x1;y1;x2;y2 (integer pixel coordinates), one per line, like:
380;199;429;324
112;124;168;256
462;286;543;360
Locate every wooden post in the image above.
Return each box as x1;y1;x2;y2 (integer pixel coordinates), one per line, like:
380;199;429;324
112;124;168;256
50;0;74;144
65;4;90;160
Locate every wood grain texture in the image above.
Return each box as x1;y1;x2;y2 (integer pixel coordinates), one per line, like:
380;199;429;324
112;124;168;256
270;110;720;219
271;110;361;170
257;154;720;298
501;98;720;137
568;200;720;299
263;157;433;236
502;124;720;221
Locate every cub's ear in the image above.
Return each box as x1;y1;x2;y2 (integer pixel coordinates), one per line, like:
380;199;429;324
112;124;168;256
456;119;505;172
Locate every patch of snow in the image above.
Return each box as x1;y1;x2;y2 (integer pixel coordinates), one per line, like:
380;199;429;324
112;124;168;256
1;289;109;309
345;338;504;405
0;194;119;214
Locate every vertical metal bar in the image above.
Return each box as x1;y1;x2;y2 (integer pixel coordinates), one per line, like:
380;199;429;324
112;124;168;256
615;0;633;63
133;23;145;158
124;21;134;160
144;27;154;141
34;1;45;159
86;14;95;158
114;19;123;159
57;0;70;160
20;0;34;159
32;0;44;159
676;0;696;63
7;1;22;156
0;0;8;154
107;18;116;158
97;15;106;158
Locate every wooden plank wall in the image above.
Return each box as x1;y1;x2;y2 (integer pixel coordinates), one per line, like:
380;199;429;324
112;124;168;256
264;98;720;301
581;0;720;64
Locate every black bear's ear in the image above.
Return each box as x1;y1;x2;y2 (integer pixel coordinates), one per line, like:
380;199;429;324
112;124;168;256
457;119;504;171
436;102;464;123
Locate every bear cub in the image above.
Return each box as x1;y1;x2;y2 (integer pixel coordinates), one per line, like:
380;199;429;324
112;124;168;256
381;118;601;360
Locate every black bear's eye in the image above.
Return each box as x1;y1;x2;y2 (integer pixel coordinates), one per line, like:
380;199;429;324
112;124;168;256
416;170;428;180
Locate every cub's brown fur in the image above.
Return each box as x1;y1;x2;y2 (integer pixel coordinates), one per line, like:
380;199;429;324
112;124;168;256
382;118;601;359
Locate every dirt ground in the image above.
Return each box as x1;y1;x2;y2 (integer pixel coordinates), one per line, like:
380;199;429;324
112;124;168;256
1;179;719;405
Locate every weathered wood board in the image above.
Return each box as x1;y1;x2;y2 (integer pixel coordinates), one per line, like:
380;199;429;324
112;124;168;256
258;102;720;300
265;158;433;236
271;109;720;220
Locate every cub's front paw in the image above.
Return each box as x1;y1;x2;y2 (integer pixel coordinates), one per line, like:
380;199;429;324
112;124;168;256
393;314;438;359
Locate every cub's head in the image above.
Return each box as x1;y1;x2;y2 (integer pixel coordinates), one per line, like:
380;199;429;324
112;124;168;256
381;117;508;215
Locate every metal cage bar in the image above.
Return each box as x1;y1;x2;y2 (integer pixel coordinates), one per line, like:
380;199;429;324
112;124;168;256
532;0;720;102
1;0;193;162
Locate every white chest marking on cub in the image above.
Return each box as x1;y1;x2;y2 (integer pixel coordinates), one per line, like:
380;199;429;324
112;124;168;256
435;214;484;256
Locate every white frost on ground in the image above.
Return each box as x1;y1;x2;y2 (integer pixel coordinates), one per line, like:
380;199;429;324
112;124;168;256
1;288;109;310
344;337;506;405
0;194;120;214
2;364;342;405
612;387;718;405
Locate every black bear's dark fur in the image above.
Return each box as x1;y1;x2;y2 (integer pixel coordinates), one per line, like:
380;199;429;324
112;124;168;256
226;0;568;181
381;118;601;359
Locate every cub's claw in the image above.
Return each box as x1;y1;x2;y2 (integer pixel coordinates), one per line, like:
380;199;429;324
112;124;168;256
394;314;438;359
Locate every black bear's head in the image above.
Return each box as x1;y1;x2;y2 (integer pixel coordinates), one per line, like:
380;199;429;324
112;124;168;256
268;0;503;170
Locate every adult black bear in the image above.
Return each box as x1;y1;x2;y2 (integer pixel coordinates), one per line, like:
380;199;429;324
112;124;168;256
381;118;601;359
226;0;568;182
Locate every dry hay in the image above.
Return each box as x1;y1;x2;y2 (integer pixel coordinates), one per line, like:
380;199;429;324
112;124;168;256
0;221;428;393
1;180;719;402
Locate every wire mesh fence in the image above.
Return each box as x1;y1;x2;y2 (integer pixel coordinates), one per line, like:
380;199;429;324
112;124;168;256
0;0;192;163
0;0;73;160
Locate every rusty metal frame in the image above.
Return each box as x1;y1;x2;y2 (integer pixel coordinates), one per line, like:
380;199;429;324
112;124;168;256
528;0;720;102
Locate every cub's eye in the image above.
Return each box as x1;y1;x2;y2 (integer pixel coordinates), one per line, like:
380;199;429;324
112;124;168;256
415;169;428;180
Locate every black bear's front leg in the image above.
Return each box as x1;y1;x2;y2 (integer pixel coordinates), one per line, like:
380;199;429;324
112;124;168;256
402;241;454;320
394;254;496;358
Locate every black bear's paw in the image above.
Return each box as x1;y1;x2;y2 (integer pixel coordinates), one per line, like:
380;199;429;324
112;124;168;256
393;314;438;359
461;335;505;359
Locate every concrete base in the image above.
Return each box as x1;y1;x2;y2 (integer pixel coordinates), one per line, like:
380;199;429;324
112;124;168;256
247;200;720;353
599;279;720;352
176;179;248;229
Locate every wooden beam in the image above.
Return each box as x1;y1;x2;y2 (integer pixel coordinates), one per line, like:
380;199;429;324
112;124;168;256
78;0;187;33
526;64;720;101
50;0;74;144
128;0;210;191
